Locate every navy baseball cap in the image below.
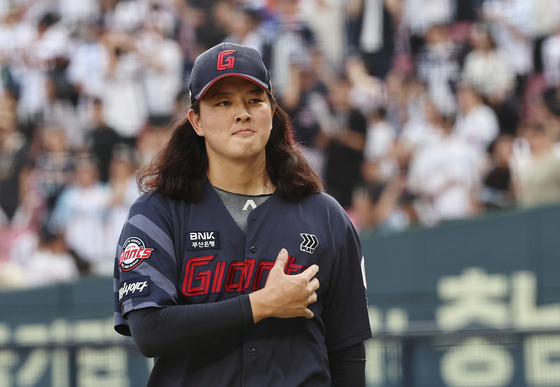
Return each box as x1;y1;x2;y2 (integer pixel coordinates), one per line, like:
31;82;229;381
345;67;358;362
189;42;271;103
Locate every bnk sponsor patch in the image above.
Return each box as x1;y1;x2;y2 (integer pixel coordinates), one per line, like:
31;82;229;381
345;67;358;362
187;231;220;251
119;237;154;271
119;276;150;302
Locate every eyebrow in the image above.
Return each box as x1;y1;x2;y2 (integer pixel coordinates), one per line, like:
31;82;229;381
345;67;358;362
206;87;264;100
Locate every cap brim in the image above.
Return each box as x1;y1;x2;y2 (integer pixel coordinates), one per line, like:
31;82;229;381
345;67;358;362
193;73;270;101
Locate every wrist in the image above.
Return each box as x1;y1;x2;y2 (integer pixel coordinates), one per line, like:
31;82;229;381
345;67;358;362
248;290;272;323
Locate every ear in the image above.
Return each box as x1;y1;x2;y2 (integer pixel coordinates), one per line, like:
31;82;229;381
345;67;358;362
188;109;204;137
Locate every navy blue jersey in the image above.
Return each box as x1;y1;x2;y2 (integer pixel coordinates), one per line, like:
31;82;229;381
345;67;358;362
114;180;371;386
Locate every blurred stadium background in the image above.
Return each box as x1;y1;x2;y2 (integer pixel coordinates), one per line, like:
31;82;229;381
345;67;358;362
1;0;560;386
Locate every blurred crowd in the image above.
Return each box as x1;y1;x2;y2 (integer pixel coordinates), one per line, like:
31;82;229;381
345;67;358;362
1;0;560;289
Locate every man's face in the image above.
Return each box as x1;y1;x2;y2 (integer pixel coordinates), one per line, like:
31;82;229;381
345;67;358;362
188;77;274;166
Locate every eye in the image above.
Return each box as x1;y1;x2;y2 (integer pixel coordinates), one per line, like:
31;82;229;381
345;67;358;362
249;98;264;104
216;100;231;106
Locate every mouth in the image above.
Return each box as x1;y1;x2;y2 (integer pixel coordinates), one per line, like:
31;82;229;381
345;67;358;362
233;128;254;136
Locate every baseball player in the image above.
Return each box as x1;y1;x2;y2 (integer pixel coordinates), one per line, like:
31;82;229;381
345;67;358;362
113;42;372;386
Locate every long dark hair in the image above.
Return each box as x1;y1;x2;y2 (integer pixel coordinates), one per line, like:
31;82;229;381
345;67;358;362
137;91;324;202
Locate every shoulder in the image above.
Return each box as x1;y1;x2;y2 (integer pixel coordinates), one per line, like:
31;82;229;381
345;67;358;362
128;191;182;219
298;192;352;222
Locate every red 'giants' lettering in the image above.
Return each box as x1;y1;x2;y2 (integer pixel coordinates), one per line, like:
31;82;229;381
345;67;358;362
182;255;307;296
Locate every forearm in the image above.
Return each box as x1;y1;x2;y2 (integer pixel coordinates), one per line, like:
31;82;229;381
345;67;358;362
329;342;367;387
127;295;254;357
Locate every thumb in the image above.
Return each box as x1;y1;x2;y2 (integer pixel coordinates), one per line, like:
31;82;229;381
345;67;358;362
273;248;289;271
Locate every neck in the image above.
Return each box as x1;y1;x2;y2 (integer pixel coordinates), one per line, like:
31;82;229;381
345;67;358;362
207;157;274;195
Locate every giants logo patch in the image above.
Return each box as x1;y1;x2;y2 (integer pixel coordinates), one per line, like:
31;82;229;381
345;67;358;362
119;276;150;302
119;237;154;271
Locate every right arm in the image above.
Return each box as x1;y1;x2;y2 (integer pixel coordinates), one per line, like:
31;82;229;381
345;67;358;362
128;248;319;357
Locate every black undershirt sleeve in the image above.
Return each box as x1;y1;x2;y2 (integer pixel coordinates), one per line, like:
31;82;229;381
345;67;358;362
329;341;367;387
126;294;254;357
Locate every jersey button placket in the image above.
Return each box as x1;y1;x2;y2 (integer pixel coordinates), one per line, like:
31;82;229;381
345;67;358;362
250;245;257;253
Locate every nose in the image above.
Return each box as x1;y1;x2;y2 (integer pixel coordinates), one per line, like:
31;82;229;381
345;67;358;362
235;103;251;122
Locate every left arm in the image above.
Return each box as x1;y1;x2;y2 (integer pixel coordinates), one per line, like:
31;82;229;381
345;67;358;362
329;341;367;387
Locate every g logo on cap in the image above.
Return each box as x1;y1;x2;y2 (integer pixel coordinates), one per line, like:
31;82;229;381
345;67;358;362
217;50;236;71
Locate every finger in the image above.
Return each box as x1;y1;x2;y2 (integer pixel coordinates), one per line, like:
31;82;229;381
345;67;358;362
307;291;318;304
309;277;320;291
273;248;289;270
304;308;314;319
301;264;319;280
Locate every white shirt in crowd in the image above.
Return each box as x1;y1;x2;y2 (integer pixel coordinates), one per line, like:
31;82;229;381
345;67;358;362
138;28;184;119
408;133;482;224
50;181;112;275
402;0;455;36
26;248;80;287
454;103;500;151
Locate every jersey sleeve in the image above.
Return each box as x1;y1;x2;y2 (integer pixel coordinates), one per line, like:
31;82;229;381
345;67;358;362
113;192;181;336
322;205;372;351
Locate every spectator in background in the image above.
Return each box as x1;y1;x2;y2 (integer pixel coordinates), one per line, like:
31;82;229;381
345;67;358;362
541;25;560;88
102;0;149;34
99;30;147;146
23;221;81;287
303;0;347;75
41;59;84;148
384;72;428;139
137;19;184;127
454;84;500;152
353;0;401;80
512;121;560;208
142;0;178;39
49;153;111;275
530;0;560;73
525;93;560;144
0;99;37;269
480;0;533;98
407;110;481;225
363;106;398;183
478;134;515;211
84;97;123;183
13;12;70;137
0;8;24;100
461;23;515;101
397;84;442;154
415;23;462;116
401;0;456;55
135;122;172;167
284;63;329;179
35;126;75;211
191;0;229;54
351;170;417;233
356;104;418;232
224;6;268;57
268;0;317;107
67;20;106;106
0;97;28;225
323;77;368;209
57;0;100;26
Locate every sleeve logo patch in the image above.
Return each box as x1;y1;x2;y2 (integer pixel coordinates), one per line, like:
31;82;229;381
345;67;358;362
186;231;220;251
300;233;319;254
119;237;154;271
119;276;150;302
